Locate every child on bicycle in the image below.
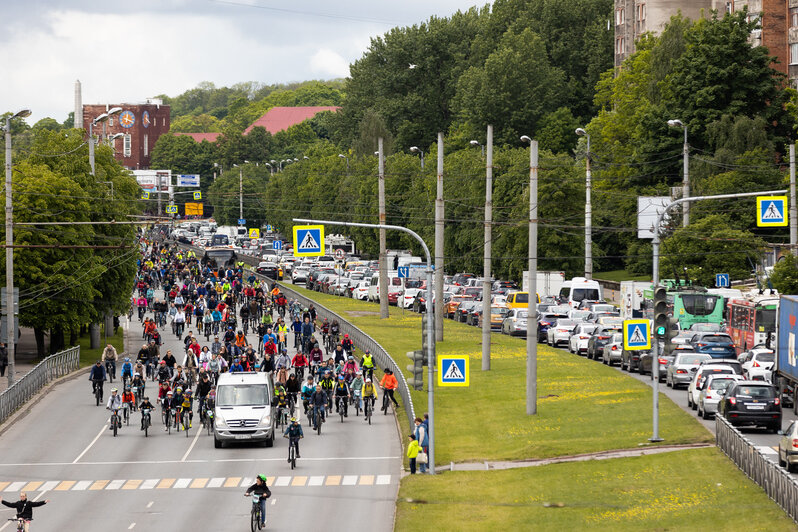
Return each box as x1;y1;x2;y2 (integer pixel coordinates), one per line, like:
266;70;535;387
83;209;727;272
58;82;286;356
139;396;155;430
121;385;136;421
283;417;304;458
244;475;271;528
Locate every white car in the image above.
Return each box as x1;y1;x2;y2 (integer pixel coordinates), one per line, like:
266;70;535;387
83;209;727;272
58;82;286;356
741;349;775;381
687;364;738;411
401;288;422;309
568;323;598;355
697;374;743;419
547;319;577;347
352;280;370;300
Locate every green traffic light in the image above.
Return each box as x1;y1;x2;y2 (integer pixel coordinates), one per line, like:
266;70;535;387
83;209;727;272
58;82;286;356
656;326;666;336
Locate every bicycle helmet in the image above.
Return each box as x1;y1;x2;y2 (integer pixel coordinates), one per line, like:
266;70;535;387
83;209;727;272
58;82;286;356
159;360;166;365
125;357;130;362
176;387;183;393
111;388;118;393
257;474;267;482
167;391;173;396
338;375;345;381
185;389;192;396
125;385;131;391
290;417;297;422
365;378;371;383
348;355;354;360
344;334;349;338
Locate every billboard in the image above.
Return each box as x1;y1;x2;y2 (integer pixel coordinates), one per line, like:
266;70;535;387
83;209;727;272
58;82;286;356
185;203;204;216
133;170;172;193
637;196;671;239
176;174;200;187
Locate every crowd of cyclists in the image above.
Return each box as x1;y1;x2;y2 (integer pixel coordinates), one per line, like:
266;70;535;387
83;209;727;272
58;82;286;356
90;235;401;438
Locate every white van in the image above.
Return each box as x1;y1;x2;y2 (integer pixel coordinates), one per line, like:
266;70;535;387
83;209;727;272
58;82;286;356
367;271;401;302
558;277;603;308
214;372;275;448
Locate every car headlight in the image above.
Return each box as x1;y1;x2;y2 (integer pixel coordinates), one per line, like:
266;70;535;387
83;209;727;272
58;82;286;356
260;413;271;425
216;415;226;427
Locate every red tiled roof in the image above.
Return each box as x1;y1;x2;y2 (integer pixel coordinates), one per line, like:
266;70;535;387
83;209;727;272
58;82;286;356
244;106;339;135
174;132;220;143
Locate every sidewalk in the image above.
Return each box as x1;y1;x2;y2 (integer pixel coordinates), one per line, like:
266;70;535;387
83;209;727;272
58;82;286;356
0;327;51;393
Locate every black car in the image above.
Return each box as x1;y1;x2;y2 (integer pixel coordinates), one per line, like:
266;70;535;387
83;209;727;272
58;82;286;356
718;381;781;432
457;301;480;322
621;347;650;373
537;312;567;343
413;290;429;313
256;262;279;280
586;327;621;360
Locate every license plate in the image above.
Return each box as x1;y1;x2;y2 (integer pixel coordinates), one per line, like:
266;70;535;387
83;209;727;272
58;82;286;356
234;434;252;440
747;405;765;410
711;347;725;352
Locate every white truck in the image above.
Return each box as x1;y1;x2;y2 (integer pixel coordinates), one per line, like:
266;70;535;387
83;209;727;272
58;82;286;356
620;281;651;319
522;271;565;299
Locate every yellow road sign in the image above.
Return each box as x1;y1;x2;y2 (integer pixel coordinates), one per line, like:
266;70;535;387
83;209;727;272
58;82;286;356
141;191;149;200
193;191;202;200
165;205;178;214
293;225;324;257
185;203;204;216
249;228;260;239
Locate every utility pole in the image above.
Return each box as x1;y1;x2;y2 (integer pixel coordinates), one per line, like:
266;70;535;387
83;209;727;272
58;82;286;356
791;144;797;256
482;125;493;371
682;127;690;227
378;137;389;319
239;165;244;220
435;133;444;341
575;128;592;279
522;136;538;415
88;122;95;177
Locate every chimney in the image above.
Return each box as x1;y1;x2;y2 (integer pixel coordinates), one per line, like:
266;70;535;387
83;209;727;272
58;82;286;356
74;80;83;129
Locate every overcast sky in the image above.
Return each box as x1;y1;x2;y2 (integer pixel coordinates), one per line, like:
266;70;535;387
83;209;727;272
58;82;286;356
0;0;489;124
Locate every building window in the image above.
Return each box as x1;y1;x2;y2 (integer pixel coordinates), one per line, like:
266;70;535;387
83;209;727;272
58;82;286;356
123;134;131;157
615;8;625;26
616;36;625;55
143;134;148;156
791;43;798;65
637;3;645;22
108;117;113;127
791;7;798;28
726;2;733;14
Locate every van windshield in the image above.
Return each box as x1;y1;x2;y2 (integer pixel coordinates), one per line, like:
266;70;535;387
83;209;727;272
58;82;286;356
217;384;269;407
514;293;529;303
572;288;599;302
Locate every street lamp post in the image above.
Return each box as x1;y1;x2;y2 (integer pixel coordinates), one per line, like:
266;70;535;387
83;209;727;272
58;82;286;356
233;164;244;220
4;108;31;386
521;135;538;415
409;146;425;169
667;119;689;227
469;140;485;158
338;154;349;175
575;128;592;279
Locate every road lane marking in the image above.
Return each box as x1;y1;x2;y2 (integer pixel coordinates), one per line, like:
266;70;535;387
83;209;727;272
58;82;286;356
325;476;341;486
21;481;42;492
122;480;142;490
146;501;153;508
266;477;275;486
291;476;307;487
189;478;208;489
90;480;109;490
128;523;136;529
0;482;9;491
55;481;76;491
181;427;202;462
73;480;92;491
140;479;158;490
106;480;125;490
274;477;290;487
174;478;191;489
223;477;241;488
240;477;253;488
308;476;324;486
207;478;224;488
0;456;400;467
40;481;59;491
156;478;175;489
376;475;391;485
359;475;374;485
342;475;358;486
4;482;25;492
72;423;108;464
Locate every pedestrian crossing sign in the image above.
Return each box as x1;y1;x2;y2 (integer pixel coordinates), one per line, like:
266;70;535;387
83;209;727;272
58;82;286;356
165;204;178;214
292;225;324;257
249;228;260;239
141;191;149;200
623;319;650;351
193;191;202;200
757;196;788;227
437;356;469;387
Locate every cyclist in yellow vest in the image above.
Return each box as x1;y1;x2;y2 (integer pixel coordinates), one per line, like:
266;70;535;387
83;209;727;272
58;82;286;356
361;350;375;380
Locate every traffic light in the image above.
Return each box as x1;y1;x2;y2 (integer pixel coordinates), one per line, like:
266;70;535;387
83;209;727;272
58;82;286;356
406;350;425;391
653;285;668;339
663;317;680;355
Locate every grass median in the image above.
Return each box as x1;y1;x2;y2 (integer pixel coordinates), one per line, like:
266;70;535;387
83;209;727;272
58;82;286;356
282;285;713;464
395;446;796;531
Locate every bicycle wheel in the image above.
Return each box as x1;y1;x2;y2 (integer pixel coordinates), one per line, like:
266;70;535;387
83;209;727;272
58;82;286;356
290;444;296;470
251;506;259;532
367;403;372;425
339;400;344;423
113;417;118;437
95;387;100;407
144;417;149;438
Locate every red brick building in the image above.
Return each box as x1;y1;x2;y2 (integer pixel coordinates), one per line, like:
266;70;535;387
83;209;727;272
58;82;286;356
82;100;170;170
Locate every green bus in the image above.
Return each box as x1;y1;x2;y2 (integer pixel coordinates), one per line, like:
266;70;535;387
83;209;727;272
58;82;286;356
643;284;724;329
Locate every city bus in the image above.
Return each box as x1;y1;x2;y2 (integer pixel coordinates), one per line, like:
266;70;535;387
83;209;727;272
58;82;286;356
726;293;778;354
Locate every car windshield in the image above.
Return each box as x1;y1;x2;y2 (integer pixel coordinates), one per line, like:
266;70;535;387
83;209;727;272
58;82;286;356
581;325;598;333
571;311;591;319
681;294;719;316
572;288;600;302
612;333;623;342
755;353;775;363
735;386;775;399
217;384;269;406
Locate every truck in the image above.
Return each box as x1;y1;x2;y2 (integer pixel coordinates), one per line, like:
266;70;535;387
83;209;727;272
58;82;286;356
620;281;651;319
776;295;798;412
522;271;565;298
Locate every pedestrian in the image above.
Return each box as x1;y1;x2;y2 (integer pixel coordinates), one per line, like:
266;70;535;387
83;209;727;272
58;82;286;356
0;342;7;377
407;434;420;475
414;417;428;474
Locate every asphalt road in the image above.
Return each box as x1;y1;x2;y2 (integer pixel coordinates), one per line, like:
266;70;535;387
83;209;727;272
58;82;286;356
0;301;401;531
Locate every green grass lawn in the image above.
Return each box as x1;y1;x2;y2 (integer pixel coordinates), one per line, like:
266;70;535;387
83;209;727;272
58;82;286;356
282;285;712;464
78;327;124;368
395;447;796;531
594;269;651;282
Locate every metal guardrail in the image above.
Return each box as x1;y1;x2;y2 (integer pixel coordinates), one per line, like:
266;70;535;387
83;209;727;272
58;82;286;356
0;346;80;426
716;415;798;523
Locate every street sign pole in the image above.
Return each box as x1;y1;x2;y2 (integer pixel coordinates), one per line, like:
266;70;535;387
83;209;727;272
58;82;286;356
294;216;436;474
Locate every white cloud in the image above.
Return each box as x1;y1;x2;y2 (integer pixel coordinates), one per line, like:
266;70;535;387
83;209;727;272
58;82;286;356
309;49;351;78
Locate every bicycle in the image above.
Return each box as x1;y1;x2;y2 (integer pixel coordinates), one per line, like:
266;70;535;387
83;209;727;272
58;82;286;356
382;392;391;415
353;389;362;417
205;406;215;435
122;403;131;426
364;396;373;425
276;405;289;430
131;385;142;408
167;407;177;434
249;493;264;531
285;434;301;470
180;407;191;436
336;396;347;422
105;361;116;383
7;517;30;532
313;406;324;435
141;407;152;437
109;407;122;437
92;379;104;406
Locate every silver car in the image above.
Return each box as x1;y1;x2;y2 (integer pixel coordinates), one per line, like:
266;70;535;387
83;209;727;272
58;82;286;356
697;374;743;419
501;309;529;337
601;333;624;366
547;319;577;347
666;352;711;389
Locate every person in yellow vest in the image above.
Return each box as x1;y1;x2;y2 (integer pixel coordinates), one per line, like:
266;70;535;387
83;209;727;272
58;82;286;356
360;350;375;381
407;434;420;475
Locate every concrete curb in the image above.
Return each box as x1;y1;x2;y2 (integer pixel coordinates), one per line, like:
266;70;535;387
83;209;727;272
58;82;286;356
0;366;89;437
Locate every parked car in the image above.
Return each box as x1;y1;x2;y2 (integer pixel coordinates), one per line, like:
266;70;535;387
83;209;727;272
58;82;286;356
778;420;798;472
666;352;712;389
697;374;743;420
717;381;781;432
568;323;599;355
501;309;529;337
601;333;624;366
546;319;577;347
586;326;621;360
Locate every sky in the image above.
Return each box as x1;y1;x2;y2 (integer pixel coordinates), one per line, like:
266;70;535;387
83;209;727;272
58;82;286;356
0;0;489;124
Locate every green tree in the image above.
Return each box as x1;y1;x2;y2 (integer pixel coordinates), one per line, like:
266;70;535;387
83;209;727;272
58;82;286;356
771;255;798;295
208;171;268;227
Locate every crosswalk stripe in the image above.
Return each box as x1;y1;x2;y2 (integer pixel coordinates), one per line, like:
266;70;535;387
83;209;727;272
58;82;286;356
376;475;390;485
274;476;290;487
190;478;208;489
40;481;60;491
174;478;191;489
0;482;10;492
325;475;341;486
223;477;240;488
156;478;175;489
55;481;76;491
140;479;158;490
359;475;374;485
73;480;92;491
22;481;42;492
266;476;275;486
240;477;253;488
342;475;358;486
5;482;25;492
290;476;307;487
308;476;324;486
106;480;125;490
89;480;109;491
122;480;142;490
208;478;224;488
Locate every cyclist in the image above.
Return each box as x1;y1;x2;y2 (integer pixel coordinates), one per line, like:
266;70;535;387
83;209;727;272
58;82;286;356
120;385;136;420
309;384;327;429
343;355;358;375
1;492;49;531
180;389;194;428
120;357;133;386
380;368;399;411
156;360;171;383
244;475;271;529
106;388;122;430
291;350;308;381
283;417;304;459
229;357;244;373
169;387;184;429
301;375;315;415
273;390;289;421
195;372;212;423
350;371;364;411
139;396;155;431
162;390;174;430
329;319;340;345
301;316;314;353
285;373;301;412
131;372;146;401
341;334;354;357
361;349;375;381
319;370;335;408
102;344;118;382
89;360;107;401
363;378;378;415
333;375;351;417
291;316;302;349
